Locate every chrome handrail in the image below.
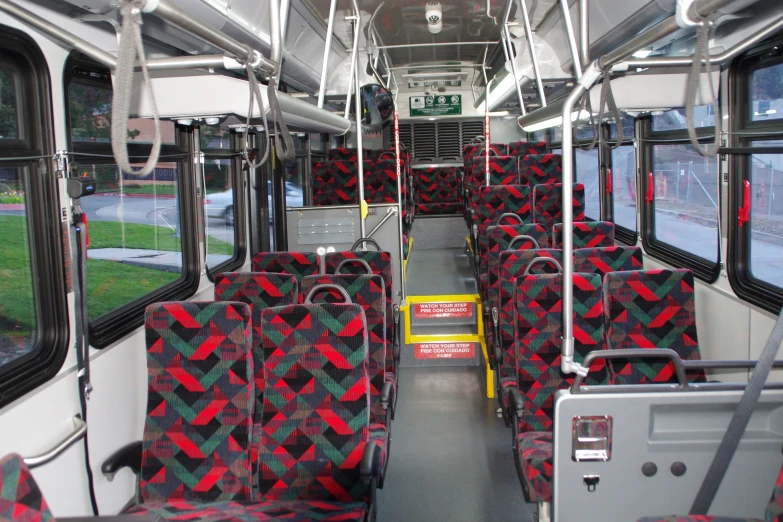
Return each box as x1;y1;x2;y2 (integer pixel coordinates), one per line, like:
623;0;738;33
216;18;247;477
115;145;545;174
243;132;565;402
24;415;87;469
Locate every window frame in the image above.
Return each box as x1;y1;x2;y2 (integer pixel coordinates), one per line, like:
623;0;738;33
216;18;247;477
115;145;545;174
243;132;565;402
199;127;247;279
64;54;200;348
0;25;69;408
727;38;783;313
604;120;639;245
639;115;721;283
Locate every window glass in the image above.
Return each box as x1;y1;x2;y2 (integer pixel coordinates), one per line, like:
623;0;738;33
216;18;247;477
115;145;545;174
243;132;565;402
609;116;635;140
529;129;546;142
751;62;783;122
80;163;182;319
68;80;176;144
652;106;715;132
611;145;637;232
550;126;562;145
748;140;783;288
0;68;19;141
200;124;232;150
575;119;597;142
204;157;237;265
651;144;719;262
0;166;36;366
576;147;600;220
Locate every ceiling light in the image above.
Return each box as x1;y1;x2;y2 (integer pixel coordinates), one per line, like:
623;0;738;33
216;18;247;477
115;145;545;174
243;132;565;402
426;1;442;34
632;48;653;58
521;111;591;132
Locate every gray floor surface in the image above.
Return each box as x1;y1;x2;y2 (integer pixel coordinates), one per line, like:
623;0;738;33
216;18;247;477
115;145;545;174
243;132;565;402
406;248;477;297
376;366;532;522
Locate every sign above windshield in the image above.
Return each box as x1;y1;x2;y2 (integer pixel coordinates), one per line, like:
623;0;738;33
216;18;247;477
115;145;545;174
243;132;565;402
409;95;462;117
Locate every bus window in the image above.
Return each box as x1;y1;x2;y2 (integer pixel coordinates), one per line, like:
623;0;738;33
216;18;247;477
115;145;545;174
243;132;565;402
609;117;638;237
748;141;783;289
0;166;36;366
650;143;719;263
66;60;198;347
641;106;720;280
201;121;245;275
751;62;783;122
576;147;600;220
0;31;67;406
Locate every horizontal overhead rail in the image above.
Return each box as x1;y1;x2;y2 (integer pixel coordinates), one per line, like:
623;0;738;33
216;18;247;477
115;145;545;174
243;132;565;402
142;0;276;74
376;41;496;49
619;12;783;68
0;0;117;68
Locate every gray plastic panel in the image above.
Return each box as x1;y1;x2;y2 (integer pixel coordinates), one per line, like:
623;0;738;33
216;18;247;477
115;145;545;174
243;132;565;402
552;388;783;522
286;205;404;302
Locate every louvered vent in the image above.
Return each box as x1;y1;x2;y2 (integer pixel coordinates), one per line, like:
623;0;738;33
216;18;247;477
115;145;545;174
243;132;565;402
461;120;485;150
399;123;413;153
437;121;461;160
395;119;485;162
412;123;436;161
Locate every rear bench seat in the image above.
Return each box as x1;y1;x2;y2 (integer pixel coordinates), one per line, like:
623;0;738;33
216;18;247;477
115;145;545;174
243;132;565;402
415;166;462;215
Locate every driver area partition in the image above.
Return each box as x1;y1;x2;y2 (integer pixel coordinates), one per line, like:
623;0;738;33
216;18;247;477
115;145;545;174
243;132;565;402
551;387;783;522
285;203;405;307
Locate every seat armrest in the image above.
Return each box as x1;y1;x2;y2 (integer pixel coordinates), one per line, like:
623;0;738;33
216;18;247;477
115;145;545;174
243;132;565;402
380;381;394;410
509;387;526;418
102;440;143;481
361;441;382;485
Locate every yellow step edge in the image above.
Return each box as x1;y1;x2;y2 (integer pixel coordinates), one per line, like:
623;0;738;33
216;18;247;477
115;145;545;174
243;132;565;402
401;294;494;399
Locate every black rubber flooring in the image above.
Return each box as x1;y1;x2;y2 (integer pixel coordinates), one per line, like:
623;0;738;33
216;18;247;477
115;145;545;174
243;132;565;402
376;366;532;521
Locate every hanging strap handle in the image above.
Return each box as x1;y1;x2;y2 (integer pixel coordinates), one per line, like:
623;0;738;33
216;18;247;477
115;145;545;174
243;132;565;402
267;76;295;162
336;258;373;274
507;235;540;251
112;0;161;177
690;305;783;514
352;237;382;251
304;284;352;304
686;19;721;157
242;46;271;169
523;257;563;275
496;212;524;226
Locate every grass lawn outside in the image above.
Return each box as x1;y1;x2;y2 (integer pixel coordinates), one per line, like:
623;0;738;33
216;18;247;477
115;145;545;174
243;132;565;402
88;220;233;255
97;184;177;196
86;259;180;319
0;215;36;357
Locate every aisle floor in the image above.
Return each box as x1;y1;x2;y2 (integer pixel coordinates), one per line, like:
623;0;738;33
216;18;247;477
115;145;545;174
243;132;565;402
406;248;477;296
377;367;532;521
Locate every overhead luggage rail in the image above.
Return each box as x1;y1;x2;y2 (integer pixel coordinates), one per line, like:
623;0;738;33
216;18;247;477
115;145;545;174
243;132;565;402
0;0;352;136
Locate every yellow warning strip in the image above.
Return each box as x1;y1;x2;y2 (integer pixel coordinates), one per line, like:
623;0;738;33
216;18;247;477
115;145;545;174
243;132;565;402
403;293;494;399
465;236;474;255
403;237;414;282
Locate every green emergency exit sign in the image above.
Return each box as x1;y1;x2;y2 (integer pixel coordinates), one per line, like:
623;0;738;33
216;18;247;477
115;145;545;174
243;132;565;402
410;94;462;117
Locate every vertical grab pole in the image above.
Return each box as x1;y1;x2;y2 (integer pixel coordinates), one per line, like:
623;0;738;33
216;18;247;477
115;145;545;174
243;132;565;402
344;8;360;119
517;0;546;106
559;0;583;79
560;63;601;377
317;0;338;108
485;82;491;187
394;109;406;300
502;0;526;115
350;3;366;238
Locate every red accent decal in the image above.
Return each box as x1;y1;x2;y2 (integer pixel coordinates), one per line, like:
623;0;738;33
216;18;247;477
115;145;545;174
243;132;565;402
414;302;473;319
414;342;476;359
606;168;613;194
646;172;654;203
738;179;751;227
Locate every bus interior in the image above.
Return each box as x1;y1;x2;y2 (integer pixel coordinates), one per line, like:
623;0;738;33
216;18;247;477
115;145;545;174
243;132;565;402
1;0;783;520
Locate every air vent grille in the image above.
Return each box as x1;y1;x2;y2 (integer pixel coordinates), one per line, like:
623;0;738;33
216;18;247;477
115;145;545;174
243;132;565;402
397;119;484;163
412;123;437;161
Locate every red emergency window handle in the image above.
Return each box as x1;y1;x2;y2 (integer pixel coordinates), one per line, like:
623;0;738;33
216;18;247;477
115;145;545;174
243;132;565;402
738;179;751;227
606;168;613;194
646;172;654;203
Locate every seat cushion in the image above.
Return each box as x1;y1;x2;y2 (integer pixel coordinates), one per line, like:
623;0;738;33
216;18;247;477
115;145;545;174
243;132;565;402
0;453;55;522
500;376;516;409
517;431;553;503
369;423;388;473
417;202;462;215
128;500;367;521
